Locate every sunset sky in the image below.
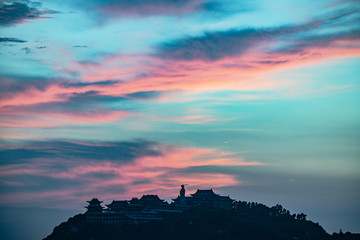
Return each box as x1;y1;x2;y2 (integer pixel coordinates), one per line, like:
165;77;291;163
0;0;359;239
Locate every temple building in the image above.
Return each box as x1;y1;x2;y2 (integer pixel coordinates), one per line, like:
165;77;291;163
172;185;234;209
85;198;103;213
85;194;179;226
85;185;234;226
106;200;128;212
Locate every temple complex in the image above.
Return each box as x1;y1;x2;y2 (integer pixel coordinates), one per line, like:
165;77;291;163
85;185;234;226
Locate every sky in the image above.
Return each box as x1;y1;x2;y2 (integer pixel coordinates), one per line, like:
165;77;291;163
0;0;359;239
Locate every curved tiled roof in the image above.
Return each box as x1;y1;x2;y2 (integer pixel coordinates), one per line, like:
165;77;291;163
190;189;219;197
87;198;103;205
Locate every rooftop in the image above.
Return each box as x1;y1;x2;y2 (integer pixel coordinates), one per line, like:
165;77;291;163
87;198;103;205
190;189;219;197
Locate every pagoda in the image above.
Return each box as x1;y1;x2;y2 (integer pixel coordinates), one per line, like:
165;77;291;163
85;198;103;213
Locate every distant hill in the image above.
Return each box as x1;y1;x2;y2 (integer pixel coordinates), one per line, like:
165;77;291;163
43;201;360;240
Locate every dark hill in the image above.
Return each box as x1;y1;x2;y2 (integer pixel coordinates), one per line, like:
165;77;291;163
44;201;360;240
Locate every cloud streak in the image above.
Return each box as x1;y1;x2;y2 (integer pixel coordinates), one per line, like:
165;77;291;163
0;139;259;207
90;0;206;17
0;140;161;164
0;90;132;128
0;75;61;101
0;1;58;26
158;10;360;61
0;37;27;43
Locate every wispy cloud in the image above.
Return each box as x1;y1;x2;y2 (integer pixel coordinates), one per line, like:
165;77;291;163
0;75;61;101
0;90;132;128
72;45;88;48
0;37;27;43
63;79;120;88
0;1;58;26
0;140;161;164
125;91;163;100
157;10;360;61
0;139;259;207
89;0;206;17
21;47;31;54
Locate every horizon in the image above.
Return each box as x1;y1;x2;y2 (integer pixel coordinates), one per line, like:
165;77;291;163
0;0;359;240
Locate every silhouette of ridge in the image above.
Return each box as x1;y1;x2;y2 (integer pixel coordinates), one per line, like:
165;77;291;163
43;186;360;240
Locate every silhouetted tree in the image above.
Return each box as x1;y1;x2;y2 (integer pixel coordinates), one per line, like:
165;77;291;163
296;213;307;221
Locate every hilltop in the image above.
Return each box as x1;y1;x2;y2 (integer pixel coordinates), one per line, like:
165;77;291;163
44;200;360;240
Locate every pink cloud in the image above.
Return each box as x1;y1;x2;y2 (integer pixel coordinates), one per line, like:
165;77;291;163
4;37;358;108
0;144;261;207
70;42;360;98
2;29;358;130
0;110;130;128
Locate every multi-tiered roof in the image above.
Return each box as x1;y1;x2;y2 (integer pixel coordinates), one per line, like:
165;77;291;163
85;198;104;213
